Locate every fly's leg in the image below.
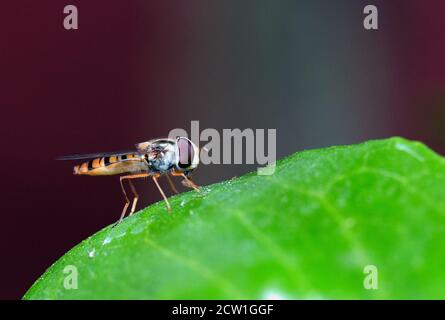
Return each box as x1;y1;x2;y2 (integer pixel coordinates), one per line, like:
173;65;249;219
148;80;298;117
181;174;201;193
127;179;139;216
165;174;179;194
114;172;173;226
117;176;131;224
152;174;172;212
170;171;201;193
115;173;150;225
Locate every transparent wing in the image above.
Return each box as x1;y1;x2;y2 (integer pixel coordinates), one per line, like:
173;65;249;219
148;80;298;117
56;150;136;161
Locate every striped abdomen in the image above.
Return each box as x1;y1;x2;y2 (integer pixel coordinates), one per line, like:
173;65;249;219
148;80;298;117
74;154;146;176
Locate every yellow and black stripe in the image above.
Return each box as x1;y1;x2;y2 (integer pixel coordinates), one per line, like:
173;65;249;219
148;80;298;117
74;153;143;176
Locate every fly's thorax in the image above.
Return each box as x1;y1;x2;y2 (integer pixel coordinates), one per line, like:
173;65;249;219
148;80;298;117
148;141;177;173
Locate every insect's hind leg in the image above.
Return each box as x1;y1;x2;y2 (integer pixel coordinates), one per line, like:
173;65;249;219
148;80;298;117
117;176;131;224
115;173;150;225
127;179;139;216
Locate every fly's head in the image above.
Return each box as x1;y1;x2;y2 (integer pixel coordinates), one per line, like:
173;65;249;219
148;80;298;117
174;136;200;175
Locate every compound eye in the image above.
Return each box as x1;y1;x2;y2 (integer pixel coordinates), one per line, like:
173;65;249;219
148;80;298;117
177;137;194;169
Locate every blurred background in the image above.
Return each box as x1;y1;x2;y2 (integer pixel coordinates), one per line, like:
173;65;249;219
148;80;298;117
1;0;445;299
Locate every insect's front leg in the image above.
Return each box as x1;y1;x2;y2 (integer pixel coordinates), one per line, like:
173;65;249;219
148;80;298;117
180;176;201;192
171;171;201;193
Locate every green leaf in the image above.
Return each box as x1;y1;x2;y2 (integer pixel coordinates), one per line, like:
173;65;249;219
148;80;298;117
24;137;445;299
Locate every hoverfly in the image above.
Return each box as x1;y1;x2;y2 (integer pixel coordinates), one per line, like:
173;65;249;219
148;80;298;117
58;137;201;224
